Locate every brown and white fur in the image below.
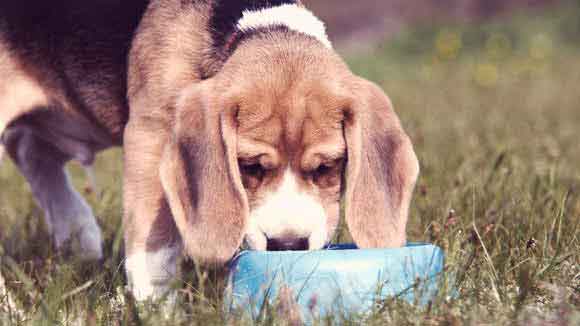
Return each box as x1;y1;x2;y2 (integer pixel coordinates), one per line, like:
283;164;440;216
0;0;419;301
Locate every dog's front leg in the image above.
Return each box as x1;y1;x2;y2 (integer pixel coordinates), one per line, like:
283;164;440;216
123;119;181;302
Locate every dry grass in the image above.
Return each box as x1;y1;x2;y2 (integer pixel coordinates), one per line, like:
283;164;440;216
1;2;580;325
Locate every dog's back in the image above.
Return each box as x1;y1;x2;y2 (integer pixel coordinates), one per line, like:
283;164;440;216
0;0;148;145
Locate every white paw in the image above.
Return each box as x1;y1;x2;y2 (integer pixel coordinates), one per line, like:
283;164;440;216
125;247;179;302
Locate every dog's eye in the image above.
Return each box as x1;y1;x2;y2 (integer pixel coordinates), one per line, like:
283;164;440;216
238;159;266;189
239;160;267;189
312;158;344;187
314;158;343;174
314;164;333;176
240;163;264;176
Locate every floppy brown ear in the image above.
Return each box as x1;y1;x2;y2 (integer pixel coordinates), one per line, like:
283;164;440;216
343;79;419;248
159;84;248;265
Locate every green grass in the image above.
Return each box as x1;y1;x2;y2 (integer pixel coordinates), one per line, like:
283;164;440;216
2;3;580;325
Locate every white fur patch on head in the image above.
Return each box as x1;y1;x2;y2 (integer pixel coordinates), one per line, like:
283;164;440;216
236;4;332;49
245;169;328;250
125;246;180;302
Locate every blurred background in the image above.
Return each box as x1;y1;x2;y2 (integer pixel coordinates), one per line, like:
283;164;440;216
307;0;572;51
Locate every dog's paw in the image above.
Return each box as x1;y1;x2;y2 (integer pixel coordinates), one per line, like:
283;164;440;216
53;216;103;261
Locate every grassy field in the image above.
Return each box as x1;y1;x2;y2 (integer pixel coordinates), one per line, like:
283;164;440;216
2;3;580;325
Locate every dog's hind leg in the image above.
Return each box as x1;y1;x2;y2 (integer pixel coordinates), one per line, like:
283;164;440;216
2;125;103;260
1;45;103;260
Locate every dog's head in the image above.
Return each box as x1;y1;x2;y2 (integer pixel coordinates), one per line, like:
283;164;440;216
159;36;419;265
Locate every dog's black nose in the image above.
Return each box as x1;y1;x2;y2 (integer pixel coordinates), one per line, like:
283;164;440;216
267;237;309;251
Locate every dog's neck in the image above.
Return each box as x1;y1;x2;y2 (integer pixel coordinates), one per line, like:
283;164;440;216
209;0;332;67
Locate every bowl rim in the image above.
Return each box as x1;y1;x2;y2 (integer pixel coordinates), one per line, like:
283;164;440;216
230;242;442;262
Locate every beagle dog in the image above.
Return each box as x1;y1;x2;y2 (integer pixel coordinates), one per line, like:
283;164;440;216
0;0;419;301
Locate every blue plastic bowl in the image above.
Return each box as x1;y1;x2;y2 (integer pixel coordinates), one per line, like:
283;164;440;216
224;243;444;320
